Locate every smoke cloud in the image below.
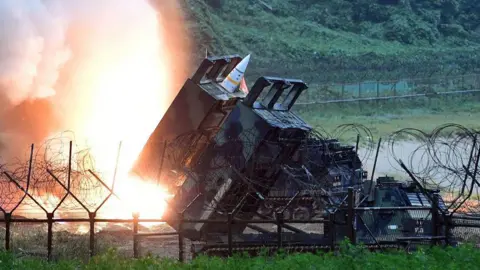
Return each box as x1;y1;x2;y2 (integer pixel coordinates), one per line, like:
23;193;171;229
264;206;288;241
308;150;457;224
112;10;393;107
0;0;70;104
0;0;191;160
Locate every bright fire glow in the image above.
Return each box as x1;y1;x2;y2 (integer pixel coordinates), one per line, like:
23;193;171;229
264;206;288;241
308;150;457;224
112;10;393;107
1;0;192;229
45;1;184;223
65;4;173;221
102;176;173;220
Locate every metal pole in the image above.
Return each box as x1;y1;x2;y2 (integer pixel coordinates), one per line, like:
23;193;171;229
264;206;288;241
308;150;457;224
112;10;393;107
276;211;283;249
329;212;335;251
367;138;382;196
370;138;382;182
178;212;184;262
347;187;356;244
133;212;139;258
228;213;233;256
5;213;11;251
431;198;439;246
89;212;96;257
68;141;72;190
26;144;34;190
47;213;54;260
444;214;451;246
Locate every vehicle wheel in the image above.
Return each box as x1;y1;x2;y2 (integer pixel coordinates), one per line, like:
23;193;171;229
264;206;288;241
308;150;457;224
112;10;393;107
293;206;312;220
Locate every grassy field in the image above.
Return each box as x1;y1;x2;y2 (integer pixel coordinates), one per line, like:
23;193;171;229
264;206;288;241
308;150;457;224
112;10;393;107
183;1;480;142
183;0;480;139
185;0;480;83
1;242;479;269
294;94;480;139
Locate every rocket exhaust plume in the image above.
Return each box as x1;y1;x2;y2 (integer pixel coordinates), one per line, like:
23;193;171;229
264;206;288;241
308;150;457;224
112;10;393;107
0;0;191;222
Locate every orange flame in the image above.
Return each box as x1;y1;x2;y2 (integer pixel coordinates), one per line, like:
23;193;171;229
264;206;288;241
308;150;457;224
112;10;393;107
33;1;189;227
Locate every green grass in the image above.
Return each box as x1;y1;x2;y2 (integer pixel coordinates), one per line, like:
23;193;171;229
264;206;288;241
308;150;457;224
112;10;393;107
294;94;480;139
1;242;480;269
190;0;470;57
185;0;480;82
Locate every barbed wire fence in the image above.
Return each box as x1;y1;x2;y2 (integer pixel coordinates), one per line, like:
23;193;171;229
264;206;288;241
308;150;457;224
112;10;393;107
0;123;374;259
380;124;480;215
0;122;480;260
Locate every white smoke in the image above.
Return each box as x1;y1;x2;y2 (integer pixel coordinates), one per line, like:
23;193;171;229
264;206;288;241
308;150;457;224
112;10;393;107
0;0;71;105
0;0;165;106
0;0;177;158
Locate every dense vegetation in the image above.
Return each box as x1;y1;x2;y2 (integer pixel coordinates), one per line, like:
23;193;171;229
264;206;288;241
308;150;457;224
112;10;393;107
204;0;480;46
184;0;480;82
179;0;480;135
1;242;479;269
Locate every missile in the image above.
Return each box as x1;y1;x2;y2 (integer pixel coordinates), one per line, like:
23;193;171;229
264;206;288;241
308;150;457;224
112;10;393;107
239;77;249;94
220;54;250;93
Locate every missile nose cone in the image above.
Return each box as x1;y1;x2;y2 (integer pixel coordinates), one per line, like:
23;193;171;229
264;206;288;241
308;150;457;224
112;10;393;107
220;54;251;93
236;54;250;73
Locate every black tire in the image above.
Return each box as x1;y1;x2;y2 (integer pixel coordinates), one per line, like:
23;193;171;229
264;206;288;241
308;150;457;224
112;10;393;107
293;206;312;220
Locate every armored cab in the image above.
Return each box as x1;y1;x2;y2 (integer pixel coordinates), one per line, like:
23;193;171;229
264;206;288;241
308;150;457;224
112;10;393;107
163;77;310;240
131;55;248;188
362;176;447;210
353;176;448;244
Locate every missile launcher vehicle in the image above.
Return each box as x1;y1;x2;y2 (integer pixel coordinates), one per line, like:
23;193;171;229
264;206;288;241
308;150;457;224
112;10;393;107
133;54;451;256
132;55;248;189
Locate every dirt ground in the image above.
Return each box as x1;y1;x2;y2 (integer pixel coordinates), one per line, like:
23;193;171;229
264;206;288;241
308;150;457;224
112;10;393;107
0;220;325;262
1;219;478;262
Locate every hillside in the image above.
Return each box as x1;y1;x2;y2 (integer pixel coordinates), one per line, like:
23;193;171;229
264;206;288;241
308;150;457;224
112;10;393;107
183;0;480;83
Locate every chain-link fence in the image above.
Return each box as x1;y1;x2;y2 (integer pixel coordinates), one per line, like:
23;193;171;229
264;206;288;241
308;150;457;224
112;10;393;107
296;73;480;104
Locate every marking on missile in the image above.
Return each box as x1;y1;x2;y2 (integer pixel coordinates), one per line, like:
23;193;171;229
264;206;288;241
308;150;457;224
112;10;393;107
225;75;241;86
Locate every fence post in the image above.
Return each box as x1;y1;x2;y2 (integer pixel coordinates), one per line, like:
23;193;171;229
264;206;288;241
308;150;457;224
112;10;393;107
329;212;335;251
89;212;96;257
347;187;356;244
444;214;452;246
133;212;139;258
431;198;439;246
276;211;283;249
228;213;233;257
5;213;11;251
47;213;54;261
178;212;184;262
